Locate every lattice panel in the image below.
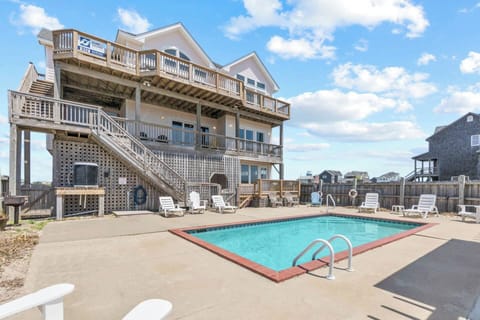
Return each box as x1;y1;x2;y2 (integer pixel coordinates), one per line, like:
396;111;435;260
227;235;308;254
53;137;165;214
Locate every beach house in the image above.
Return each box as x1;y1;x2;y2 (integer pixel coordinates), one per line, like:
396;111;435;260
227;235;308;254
8;23;290;214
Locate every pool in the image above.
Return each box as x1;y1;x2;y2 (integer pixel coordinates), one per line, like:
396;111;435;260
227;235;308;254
170;213;434;282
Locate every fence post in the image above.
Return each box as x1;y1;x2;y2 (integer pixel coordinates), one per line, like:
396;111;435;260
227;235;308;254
458;175;465;206
399;177;405;206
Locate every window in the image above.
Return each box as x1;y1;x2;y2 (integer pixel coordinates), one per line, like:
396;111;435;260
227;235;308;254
247;78;255;86
179;52;190;61
260;167;267;179
241;164;265;183
256;82;265;90
256;132;264;153
236;74;245;82
250;166;258;184
472;134;480;147
467;115;474;122
172;121;194;145
241;165;249;183
246;91;255;104
165;48;176;56
246;129;254;151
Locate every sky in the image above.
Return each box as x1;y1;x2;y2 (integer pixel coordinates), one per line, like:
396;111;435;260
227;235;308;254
1;0;480;182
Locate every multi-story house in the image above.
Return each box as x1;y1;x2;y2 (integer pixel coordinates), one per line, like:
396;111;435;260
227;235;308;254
374;172;400;183
409;113;480;181
343;171;369;183
8;23;290;214
316;170;342;184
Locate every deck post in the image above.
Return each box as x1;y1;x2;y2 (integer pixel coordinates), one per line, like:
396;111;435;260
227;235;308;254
53;65;61;123
235;110;240;151
196;103;201;147
279;123;284;179
8;124;21;220
135;84;141;136
458;175;466;206
23;130;31;187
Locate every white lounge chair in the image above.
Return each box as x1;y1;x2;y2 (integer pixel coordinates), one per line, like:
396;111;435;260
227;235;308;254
159;196;185;217
211;195;237;213
358;193;379;213
122;299;172;320
187;191;207;214
311;192;322;206
403;194;439;218
457;205;480;223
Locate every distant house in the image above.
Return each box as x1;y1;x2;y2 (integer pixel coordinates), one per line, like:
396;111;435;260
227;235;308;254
298;171;314;184
316;170;342;184
343;171;369;183
375;172;400;183
410;113;480;181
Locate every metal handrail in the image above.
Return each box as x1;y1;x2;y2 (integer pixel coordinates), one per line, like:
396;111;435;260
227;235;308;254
326;194;336;213
312;234;354;272
292;239;336;280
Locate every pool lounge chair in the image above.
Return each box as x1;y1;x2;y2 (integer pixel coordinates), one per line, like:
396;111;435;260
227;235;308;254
284;192;299;207
403;194;439;218
159;196;185;217
187;191;207;214
268;192;283;207
211;195;237;213
310;191;322;206
358;193;379;213
457;205;480;223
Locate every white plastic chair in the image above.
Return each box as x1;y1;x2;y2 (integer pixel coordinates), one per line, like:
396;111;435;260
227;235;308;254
159;196;185;217
403;194;439;218
122;299;172;320
211;195;237;213
457;205;480;223
311;192;322;206
358;193;379;213
187;191;207;214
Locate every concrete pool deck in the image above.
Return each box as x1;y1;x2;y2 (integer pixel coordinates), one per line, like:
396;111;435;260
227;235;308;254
12;206;480;319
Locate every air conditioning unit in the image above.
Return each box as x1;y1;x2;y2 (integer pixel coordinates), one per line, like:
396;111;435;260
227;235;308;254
73;162;98;187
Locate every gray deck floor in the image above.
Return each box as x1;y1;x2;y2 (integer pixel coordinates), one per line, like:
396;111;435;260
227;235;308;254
10;206;480;319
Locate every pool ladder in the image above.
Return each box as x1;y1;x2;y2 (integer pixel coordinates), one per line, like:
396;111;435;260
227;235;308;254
325;194;336;213
292;234;354;280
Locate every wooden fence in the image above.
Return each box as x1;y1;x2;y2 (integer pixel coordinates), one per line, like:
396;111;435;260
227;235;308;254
300;176;472;213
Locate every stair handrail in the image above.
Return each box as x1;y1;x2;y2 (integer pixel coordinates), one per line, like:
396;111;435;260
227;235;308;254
292;239;335;280
96;111;186;198
312;234;354;272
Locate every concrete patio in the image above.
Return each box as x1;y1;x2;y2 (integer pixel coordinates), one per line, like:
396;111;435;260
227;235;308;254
10;206;480;319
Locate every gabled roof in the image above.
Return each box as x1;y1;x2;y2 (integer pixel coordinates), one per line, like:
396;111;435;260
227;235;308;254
319;170;342;176
222;52;279;93
115;22;214;68
379;171;400;179
412;151;435;160
426;112;478;141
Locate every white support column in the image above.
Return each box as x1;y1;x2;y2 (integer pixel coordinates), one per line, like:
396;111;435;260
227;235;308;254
98;194;105;217
135;84;141;136
56;194;63;220
196;103;201;146
279;123;284;180
24;130;31;187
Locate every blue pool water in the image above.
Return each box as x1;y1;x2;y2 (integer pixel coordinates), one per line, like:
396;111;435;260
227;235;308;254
188;215;419;271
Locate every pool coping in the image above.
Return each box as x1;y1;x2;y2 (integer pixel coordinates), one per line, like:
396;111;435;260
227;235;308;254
169;213;436;282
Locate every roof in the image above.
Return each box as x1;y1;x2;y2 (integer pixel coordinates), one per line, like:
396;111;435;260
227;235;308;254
344;171;369;178
115;22;215;68
426;112;478;141
379;171;400;178
412;151;436;160
222;52;279;93
319;170;342;176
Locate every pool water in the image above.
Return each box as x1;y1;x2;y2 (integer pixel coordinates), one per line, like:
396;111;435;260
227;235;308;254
188;215;419;271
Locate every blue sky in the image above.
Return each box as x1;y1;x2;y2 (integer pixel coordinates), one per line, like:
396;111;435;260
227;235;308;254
1;0;480;182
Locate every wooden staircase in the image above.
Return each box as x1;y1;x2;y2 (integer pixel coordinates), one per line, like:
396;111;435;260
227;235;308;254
29;79;54;96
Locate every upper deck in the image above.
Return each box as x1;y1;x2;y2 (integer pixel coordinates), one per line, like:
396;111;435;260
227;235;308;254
51;29;290;122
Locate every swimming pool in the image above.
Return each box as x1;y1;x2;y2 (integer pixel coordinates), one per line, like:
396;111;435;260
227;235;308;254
170;213;434;282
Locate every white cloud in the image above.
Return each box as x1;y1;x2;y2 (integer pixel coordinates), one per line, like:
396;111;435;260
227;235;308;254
435;84;480;114
285;143;330;152
117;8;151;34
225;0;428;59
11;4;64;34
266;36;335;60
354;39;368;52
332;63;437;99
460;51;480;74
0;115;7;125
417;53;436;66
301;121;425;142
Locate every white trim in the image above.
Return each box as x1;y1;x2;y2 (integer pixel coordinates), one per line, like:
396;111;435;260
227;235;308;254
471;134;480;147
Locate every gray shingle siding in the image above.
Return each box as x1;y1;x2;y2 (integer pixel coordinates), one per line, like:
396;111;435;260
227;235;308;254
427;113;480;180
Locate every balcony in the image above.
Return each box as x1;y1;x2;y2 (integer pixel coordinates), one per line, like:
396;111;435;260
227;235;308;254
52;29;290;120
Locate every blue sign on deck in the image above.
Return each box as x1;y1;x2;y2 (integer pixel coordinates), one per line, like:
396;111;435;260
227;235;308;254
77;36;106;58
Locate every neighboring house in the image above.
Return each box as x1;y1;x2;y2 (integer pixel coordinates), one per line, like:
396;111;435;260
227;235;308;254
316;170;342;184
375;172;401;183
7;23;290;213
409;113;480;181
298;171;314;184
343;171;369;183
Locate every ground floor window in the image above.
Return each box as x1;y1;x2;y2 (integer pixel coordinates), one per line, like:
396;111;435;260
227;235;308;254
241;164;268;183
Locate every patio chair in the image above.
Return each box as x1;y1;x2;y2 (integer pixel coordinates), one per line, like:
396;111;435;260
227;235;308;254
358;193;379;213
122;299;172;320
403;194;439;218
187;191;207;214
284;192;299;207
457;205;480;223
211;195;237;213
311;192;322;206
268;192;283;207
159;196;185;217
